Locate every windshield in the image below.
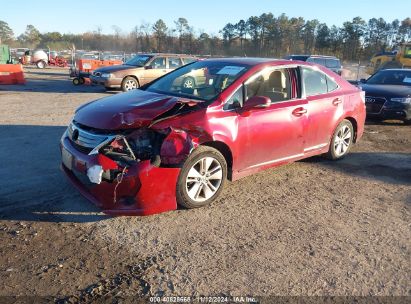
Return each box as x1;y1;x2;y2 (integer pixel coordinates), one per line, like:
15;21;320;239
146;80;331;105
145;60;250;101
366;70;411;86
125;55;152;67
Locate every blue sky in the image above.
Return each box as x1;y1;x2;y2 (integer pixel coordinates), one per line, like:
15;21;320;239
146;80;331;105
2;0;410;36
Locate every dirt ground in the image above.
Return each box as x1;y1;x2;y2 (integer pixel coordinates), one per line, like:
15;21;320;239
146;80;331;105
0;67;410;302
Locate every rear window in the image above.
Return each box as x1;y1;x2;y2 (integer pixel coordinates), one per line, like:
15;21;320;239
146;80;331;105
285;55;309;61
312;58;326;66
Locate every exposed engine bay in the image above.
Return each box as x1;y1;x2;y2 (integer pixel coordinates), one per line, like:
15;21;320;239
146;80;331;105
99;128;166;167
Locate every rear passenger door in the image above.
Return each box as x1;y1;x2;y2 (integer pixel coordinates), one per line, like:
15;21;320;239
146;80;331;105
302;67;343;153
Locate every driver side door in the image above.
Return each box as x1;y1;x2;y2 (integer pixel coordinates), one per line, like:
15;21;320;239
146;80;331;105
143;56;167;83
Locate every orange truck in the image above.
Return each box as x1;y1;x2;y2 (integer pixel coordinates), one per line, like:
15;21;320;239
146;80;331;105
70;58;123;85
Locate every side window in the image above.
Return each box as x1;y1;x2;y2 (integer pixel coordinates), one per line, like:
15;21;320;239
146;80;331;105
302;67;328;96
183;57;196;64
150;57;166;69
168;57;182;69
224;86;243;110
245;68;292;103
326;75;339;92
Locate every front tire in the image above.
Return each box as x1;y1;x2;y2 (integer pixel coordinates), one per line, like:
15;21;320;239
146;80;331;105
121;76;139;92
36;60;47;69
176;146;227;209
326;119;354;160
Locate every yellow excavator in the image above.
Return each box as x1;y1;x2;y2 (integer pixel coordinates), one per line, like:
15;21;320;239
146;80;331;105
366;42;411;74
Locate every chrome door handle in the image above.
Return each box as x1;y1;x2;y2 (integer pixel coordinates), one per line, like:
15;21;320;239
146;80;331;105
332;98;342;105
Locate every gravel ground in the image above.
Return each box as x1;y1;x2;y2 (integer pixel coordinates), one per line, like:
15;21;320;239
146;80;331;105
0;67;410;301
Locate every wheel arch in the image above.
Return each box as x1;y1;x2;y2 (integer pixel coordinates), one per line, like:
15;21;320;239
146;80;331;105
200;141;233;180
344;116;358;142
122;75;140;86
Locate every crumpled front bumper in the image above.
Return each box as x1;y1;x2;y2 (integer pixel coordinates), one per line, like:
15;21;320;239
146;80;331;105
89;75;121;88
60;136;180;216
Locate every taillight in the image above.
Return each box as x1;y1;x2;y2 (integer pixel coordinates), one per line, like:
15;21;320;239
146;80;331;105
360;91;365;104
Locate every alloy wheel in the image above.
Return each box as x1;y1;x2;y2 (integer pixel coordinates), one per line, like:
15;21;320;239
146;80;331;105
183;78;194;89
124;79;137;91
333;125;352;157
185;156;223;203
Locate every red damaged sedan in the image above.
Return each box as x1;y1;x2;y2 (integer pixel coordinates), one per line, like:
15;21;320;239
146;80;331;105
60;58;366;215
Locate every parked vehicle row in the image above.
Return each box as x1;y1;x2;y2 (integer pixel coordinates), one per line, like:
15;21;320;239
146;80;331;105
61;58;366;215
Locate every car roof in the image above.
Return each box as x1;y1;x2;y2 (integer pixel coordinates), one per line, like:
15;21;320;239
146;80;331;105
139;53;197;57
378;68;411;72
203;57;282;65
288;54;339;59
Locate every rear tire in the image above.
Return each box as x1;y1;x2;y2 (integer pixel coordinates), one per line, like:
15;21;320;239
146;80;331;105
182;76;195;89
36;60;47;69
121;76;139;92
326;119;354;160
176;146;227;209
404;119;411;125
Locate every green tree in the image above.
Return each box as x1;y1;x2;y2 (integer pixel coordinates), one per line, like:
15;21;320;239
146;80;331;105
221;23;237;53
152;19;168;52
235;20;247;52
246;16;261;55
399;17;411;42
198;32;210;54
20;24;41;48
342;17;366;60
315;23;331;52
0;20;14;43
174;18;189;52
302;19;320;53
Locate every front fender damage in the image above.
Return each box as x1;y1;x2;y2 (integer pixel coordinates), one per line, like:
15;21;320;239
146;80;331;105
159;128;203;165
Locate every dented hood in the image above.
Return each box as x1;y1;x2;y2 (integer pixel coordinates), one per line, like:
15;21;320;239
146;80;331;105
74;89;179;130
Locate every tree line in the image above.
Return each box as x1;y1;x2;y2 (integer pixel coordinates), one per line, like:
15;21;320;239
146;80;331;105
0;14;410;61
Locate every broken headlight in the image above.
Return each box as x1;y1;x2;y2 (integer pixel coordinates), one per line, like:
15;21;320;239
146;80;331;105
99;128;166;165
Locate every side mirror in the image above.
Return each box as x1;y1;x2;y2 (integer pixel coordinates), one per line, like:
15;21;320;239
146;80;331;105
241;96;271;112
360;78;366;83
145;65;153;70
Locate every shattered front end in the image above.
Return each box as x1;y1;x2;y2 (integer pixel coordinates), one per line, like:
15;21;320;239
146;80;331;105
60;122;192;215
